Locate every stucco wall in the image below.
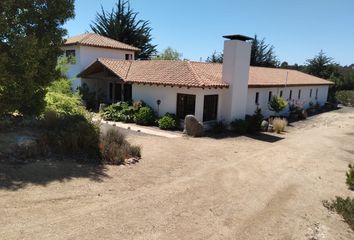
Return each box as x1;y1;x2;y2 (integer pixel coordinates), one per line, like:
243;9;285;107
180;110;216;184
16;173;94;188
132;84;225;123
246;85;329;117
62;45;135;90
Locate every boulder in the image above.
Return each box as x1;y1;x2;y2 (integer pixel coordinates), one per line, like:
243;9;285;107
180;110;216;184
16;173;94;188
14;136;39;159
261;120;269;132
184;115;204;137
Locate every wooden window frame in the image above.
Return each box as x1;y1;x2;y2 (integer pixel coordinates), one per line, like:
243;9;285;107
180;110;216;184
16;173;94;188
203;95;218;122
176;94;196;119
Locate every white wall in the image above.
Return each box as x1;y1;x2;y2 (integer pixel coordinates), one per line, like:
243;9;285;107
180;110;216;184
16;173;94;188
222;39;252;120
62;45;135;90
132;84;226;123
246;85;329;117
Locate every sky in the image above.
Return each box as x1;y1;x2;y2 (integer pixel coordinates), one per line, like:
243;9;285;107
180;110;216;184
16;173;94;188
64;0;354;65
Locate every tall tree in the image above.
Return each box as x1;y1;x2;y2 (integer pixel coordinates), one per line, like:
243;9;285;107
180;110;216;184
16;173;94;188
0;0;75;115
205;35;279;67
153;47;182;60
305;50;337;79
250;35;279;67
91;0;157;59
206;51;223;63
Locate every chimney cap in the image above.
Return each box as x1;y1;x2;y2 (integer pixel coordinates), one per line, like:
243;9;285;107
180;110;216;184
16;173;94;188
223;34;253;41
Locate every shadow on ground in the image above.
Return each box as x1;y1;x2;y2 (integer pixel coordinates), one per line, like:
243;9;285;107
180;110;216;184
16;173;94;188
204;131;284;143
0;160;109;191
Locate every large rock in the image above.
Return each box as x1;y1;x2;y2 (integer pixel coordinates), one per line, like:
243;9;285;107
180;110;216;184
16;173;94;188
184;115;204;137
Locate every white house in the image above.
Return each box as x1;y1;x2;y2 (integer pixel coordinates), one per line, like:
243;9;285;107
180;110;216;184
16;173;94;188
63;33;333;123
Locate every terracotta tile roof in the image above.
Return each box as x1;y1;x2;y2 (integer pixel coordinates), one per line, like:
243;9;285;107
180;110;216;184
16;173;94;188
78;58;333;88
248;66;334;87
64;33;140;52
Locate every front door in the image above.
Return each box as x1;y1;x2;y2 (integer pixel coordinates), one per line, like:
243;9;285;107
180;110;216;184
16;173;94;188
176;94;196;119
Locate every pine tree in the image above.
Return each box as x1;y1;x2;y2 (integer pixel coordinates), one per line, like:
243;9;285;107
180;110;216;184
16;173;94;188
90;0;157;59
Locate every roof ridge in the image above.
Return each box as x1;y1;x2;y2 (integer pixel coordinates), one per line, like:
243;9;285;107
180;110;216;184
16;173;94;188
186;61;204;86
125;61;133;79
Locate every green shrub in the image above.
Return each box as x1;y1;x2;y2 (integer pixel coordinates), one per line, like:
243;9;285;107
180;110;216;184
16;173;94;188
99;128;141;165
47;78;72;95
271;117;288;134
336;90;354;106
78;83;105;111
268;96;288;114
134;106;156;125
45;91;87;116
101;101;139;122
323;197;354;231
42;113;100;159
245;107;264;133
230;119;248;134
158;113;178;130
211;121;226;133
346;164;354;190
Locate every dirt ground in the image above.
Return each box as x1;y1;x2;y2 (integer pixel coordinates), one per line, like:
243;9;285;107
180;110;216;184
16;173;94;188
1;108;354;240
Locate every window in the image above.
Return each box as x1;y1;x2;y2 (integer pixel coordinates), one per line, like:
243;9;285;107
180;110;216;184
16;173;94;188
310;89;313;98
298;89;301;99
280;90;283;98
289;90;293;100
125;54;133;60
203;95;218;122
176;94;196;119
255;92;259;104
268;91;272;102
124;84;132;101
65;50;76;64
315;88;318;99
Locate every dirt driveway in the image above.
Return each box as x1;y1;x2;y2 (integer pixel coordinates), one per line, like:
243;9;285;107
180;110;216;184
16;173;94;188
1;108;354;240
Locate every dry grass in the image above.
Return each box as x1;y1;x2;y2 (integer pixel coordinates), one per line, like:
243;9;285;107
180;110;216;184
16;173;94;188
272;118;288;134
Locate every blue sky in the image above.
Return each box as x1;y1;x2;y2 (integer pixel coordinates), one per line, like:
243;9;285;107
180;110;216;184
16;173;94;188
64;0;353;65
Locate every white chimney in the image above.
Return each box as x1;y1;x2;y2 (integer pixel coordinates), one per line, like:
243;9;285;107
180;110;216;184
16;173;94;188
222;34;252;121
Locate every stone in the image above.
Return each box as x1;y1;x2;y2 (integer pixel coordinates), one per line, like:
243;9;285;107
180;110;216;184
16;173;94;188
184;115;204;137
15;136;39;159
261;120;269;131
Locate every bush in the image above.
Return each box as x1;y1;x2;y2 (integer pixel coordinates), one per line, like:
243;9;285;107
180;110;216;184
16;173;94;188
346;164;354;190
47;78;72;95
336;90;354;106
42;113;100;159
78;83;104;111
323;197;354;231
158;113;178;130
134;106;156;125
271;117;288;134
245;107;264;133
230;119;248;134
268;96;288;114
211;121;226;133
100;128;141;165
101;101;146;123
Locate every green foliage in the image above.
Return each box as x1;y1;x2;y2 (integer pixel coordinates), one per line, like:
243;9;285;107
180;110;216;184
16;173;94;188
99;128;141;165
268;96;288;114
205;35;279;67
230;119;248;134
45;79;87;116
42;113;100;159
101;101;136;122
134;106;156;125
245;107;264;133
78;83;103;110
0;0;75;116
323;197;354;231
90;0;157;59
211;121;227;134
336;90;354;106
158;113;178;130
306;50;337;80
250;35;279;67
346;164;354;190
206;51;223;63
154;47;182;60
47;78;72;95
